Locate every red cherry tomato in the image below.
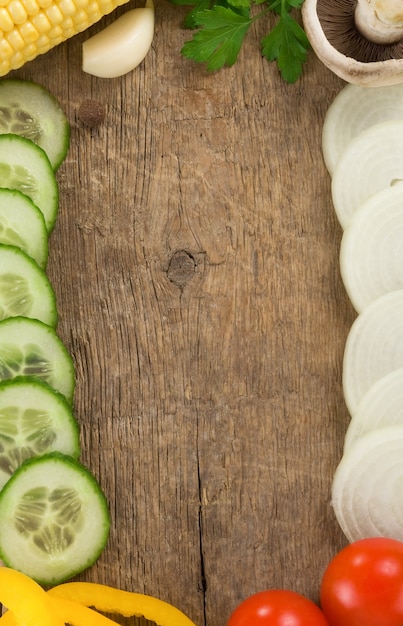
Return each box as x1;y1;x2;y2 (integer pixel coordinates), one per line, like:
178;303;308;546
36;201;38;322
320;537;403;626
227;589;330;625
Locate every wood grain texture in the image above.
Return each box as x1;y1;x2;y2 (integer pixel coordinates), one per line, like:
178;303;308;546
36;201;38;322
9;4;356;624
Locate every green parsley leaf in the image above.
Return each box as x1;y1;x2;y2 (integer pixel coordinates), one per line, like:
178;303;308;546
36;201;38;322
261;10;310;83
181;5;253;71
173;0;310;82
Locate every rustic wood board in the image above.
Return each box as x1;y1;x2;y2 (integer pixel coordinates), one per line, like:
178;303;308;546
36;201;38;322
8;3;356;624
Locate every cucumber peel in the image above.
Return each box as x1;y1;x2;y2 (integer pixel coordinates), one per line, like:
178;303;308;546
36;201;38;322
0;452;110;586
0;79;70;171
0;189;48;269
0;134;59;233
0;316;75;404
0;244;58;326
0;377;80;489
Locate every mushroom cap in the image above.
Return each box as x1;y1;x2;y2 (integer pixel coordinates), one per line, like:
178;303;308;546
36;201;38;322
302;0;403;86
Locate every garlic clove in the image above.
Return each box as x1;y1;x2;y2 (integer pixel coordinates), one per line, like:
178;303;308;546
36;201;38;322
82;0;154;78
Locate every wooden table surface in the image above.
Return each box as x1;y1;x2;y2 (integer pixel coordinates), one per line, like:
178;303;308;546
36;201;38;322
9;4;356;624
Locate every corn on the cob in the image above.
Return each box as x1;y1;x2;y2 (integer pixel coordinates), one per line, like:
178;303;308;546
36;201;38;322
0;0;130;76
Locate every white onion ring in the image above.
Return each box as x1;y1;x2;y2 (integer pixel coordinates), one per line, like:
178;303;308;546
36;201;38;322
343;289;403;415
322;83;403;175
332;121;403;229
340;185;403;313
344;368;403;451
332;426;403;542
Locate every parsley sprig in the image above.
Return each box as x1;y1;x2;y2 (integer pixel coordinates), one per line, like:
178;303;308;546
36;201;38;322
171;0;311;83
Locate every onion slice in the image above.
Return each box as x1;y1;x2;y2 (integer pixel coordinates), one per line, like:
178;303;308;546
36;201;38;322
332;426;403;542
340;184;403;313
331;121;403;229
344;368;403;451
342;289;403;416
322;83;403;175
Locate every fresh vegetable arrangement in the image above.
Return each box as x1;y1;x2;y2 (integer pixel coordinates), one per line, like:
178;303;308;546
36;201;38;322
320;82;403;543
0;78;110;585
0;58;401;626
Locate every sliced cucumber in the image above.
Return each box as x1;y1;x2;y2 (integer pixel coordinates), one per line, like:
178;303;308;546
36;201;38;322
0;316;75;404
0;134;59;233
0;244;57;327
0;189;48;269
0;452;110;585
0;79;70;171
0;377;80;489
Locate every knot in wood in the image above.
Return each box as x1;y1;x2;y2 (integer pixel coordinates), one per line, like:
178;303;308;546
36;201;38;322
167;250;196;289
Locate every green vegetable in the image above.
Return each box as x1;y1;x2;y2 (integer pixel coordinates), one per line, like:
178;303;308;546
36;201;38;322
0;452;110;586
0;316;75;404
0;377;80;489
172;0;310;82
0;79;70;171
0;133;59;233
0;189;49;269
0;244;58;327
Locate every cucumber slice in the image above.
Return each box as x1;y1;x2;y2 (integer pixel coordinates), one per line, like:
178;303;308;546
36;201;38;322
0;134;59;233
0;244;57;327
0;189;48;269
0;452;110;585
0;79;70;171
0;317;75;404
0;377;80;490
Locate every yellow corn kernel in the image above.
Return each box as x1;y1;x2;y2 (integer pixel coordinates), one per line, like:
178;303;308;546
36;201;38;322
44;4;63;24
60;15;73;34
31;10;50;32
0;36;12;56
21;0;39;15
47;23;62;38
6;27;24;49
35;32;50;49
0;0;131;76
38;0;53;9
0;8;13;30
7;0;27;23
58;0;75;16
86;1;103;17
19;20;38;41
9;48;23;64
71;8;90;28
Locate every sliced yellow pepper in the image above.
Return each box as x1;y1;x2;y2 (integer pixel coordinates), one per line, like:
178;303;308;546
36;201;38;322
0;595;121;626
48;582;197;626
0;568;64;626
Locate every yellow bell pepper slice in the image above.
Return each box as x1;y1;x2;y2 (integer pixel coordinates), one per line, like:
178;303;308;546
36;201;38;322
0;567;64;626
0;595;121;626
48;582;197;626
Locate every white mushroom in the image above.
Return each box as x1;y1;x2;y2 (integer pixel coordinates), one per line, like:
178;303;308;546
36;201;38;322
355;0;403;44
302;0;403;86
